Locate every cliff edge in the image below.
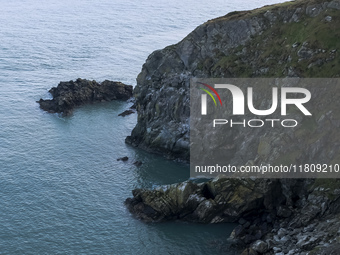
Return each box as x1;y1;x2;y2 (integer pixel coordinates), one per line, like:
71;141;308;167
126;0;340;254
126;0;340;161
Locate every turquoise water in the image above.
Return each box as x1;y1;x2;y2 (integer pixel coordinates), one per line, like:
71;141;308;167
0;0;283;254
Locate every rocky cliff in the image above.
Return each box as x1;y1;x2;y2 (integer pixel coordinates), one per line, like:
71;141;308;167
126;0;340;161
126;0;340;254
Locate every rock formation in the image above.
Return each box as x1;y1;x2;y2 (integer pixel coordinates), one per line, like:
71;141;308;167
118;109;135;117
126;177;340;254
125;178;283;223
125;0;340;254
126;0;340;161
38;78;133;115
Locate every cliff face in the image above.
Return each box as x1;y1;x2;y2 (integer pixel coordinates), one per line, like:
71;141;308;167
126;1;340;254
126;0;340;160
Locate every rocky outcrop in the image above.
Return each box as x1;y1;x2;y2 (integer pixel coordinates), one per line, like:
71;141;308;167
126;178;340;254
233;178;340;254
38;78;133;115
118;109;135;117
125;1;340;254
125;178;283;223
126;0;340;161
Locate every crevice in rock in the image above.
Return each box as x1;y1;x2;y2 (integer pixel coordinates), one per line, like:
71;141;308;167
202;184;215;200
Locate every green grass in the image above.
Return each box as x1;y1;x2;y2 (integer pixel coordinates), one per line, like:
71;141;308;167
309;179;340;200
274;149;302;165
198;5;340;78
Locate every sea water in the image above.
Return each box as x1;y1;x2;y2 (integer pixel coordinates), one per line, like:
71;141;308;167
0;0;283;253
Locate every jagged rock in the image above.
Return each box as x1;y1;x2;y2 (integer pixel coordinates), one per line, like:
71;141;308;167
126;175;340;253
38;78;133;115
276;206;292;218
297;43;314;59
325;15;332;22
240;248;258;255
133;161;143;167
125;182;201;222
251;240;269;254
125;178;283;223
117;156;129;161
118;109;135;117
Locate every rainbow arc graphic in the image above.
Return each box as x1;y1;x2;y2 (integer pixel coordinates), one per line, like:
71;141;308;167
197;82;223;115
197;82;223;106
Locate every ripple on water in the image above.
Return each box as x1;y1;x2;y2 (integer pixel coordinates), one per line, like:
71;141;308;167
0;0;284;253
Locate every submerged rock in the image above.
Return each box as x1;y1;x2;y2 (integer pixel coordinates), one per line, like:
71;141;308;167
117;156;129;161
133;161;143;167
37;78;133;115
118;109;135;117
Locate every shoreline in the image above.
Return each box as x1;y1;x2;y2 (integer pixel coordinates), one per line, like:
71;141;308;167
125;178;340;254
124;0;340;254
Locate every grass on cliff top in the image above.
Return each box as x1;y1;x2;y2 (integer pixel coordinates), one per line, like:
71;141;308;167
206;0;329;24
262;8;340;77
276;9;340;49
208;7;340;78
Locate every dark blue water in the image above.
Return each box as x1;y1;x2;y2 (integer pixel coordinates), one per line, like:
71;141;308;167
0;0;283;253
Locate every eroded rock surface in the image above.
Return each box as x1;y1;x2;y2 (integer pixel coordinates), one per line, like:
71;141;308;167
125;178;282;223
126;178;340;254
126;0;340;161
38;78;133;115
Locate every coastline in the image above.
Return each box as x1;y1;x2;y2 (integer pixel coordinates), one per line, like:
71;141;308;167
125;0;340;254
1;0;303;253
